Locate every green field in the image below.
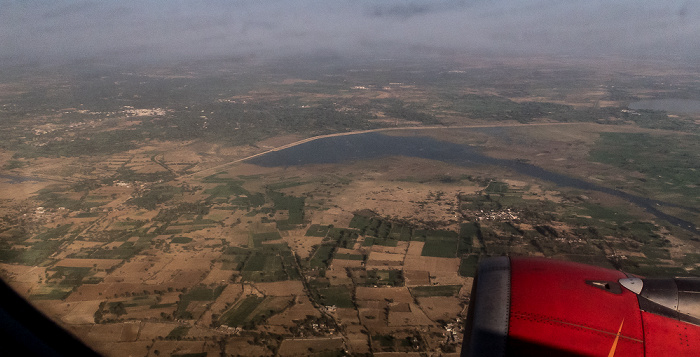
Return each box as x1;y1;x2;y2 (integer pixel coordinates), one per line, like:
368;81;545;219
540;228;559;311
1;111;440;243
326;228;358;248
590;132;700;207
309;244;336;268
241;248;299;281
175;285;225;319
458;255;480;277
365;269;403;286
409;285;461;297
421;230;460;258
219;295;265;327
317;286;354;308
269;191;305;225
306;224;330;237
171;236;193;244
219;295;292;328
166;326;190;339
249;231;283;247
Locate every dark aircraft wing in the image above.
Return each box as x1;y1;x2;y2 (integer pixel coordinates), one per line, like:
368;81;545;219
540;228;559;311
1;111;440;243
0;278;100;357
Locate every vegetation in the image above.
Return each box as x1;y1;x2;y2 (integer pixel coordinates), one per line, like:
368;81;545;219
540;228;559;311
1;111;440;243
306;224;330;237
240;246;300;282
590;132;700;206
2;57;700;356
166;326;190;339
126;185;181;210
174;285;226;319
219;295;265;327
269;191;305;226
421;230;459;258
410;285;462;297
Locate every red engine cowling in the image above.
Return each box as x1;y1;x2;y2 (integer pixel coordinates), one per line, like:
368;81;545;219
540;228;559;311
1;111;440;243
462;257;700;356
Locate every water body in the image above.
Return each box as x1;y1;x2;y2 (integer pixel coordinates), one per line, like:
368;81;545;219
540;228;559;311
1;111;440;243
629;99;700;114
248;132;698;234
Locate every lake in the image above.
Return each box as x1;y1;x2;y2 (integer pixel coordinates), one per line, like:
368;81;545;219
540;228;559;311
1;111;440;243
247;132;698;234
629;99;700;114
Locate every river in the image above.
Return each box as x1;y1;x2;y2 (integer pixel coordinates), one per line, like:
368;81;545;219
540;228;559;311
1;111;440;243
246;132;698;234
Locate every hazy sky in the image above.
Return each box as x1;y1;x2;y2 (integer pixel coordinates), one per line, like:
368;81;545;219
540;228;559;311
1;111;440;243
1;0;698;66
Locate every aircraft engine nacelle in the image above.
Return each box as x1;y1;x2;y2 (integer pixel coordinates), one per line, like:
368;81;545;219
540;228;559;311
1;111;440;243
462;257;700;356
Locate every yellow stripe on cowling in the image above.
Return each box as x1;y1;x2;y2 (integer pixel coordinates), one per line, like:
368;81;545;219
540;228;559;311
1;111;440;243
607;319;625;357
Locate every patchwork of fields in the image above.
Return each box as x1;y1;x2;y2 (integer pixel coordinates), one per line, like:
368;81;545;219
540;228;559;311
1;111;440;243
1;57;699;356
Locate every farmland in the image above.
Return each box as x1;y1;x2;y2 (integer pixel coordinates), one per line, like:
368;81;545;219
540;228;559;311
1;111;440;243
0;55;699;356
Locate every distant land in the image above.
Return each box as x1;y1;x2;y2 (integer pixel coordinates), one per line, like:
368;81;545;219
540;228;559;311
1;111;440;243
0;56;699;356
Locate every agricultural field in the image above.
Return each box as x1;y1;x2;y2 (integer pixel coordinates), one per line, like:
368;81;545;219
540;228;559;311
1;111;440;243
0;55;699;356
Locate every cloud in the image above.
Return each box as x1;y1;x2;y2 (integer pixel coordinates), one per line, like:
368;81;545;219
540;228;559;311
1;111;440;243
1;0;699;66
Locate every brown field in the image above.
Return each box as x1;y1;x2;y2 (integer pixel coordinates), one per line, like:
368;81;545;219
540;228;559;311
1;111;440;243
404;270;430;286
254;280;305;296
120;321;141;342
55;258;123;270
428;273;471;287
335;247;361;255
416;296;464;321
200;264;233;285
278;337;344;356
186;326;227;339
67;268;209;301
257;325;288;335
356;286;414;303
326;265;354;286
311;206;354;227
158;291;182;305
283;234;323;259
329;258;363;268
186;300;212;320
251;296;295;322
405;241;424;256
0;181;53;200
225;337;274;356
0;264;46;293
387;303;434;326
128;162;168;174
403;255;460;272
358;306;388;330
346;333;371;354
368;243;409;255
335;307;361;325
459;278;474;299
148;340;217;357
365;261;403;269
140;251;218;286
124;304;177;320
60;300;102;324
95;341;152;357
63;240;106;250
33;300;76;320
356;300;385;309
267;295;320;325
366;252;405;268
137;322;180;341
86;323;131;343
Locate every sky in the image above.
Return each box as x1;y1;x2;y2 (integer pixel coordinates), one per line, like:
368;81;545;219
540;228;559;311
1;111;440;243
1;0;698;66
